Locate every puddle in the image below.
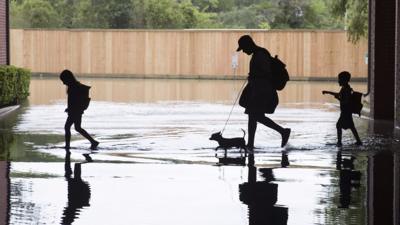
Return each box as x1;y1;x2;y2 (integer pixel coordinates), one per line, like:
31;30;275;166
1;78;398;225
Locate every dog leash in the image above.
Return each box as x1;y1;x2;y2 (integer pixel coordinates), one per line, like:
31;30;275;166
221;80;247;135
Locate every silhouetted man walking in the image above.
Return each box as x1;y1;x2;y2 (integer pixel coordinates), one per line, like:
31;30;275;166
237;35;290;149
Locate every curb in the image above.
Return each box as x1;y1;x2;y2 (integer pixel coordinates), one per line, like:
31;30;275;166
0;105;20;119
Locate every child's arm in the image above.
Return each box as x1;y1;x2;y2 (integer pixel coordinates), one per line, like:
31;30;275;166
322;91;339;98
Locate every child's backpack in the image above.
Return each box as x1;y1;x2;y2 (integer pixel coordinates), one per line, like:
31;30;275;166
78;84;91;111
350;91;363;116
270;55;290;91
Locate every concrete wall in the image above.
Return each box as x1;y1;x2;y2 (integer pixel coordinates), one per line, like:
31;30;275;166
0;0;8;65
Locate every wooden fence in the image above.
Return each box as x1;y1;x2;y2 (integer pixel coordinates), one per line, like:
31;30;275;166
10;29;368;79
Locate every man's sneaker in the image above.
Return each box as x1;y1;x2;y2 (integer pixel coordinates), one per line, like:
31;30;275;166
90;141;99;150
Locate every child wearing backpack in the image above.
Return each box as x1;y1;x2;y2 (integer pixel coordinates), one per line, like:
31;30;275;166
60;69;99;150
322;71;362;147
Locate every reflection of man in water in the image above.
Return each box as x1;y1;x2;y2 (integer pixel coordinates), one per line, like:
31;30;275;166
62;153;91;225
236;35;291;149
239;154;288;225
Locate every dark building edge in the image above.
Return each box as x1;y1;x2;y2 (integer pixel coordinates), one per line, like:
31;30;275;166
5;0;9;65
6;162;10;225
0;0;9;65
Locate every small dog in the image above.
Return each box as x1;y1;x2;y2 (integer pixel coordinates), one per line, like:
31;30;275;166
209;129;247;154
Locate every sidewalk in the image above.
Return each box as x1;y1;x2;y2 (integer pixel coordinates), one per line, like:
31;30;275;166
0;105;19;119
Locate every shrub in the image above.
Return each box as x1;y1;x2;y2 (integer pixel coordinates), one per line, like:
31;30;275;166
0;65;31;107
0;131;13;160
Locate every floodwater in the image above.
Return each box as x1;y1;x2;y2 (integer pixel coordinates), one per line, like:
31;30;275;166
0;78;399;225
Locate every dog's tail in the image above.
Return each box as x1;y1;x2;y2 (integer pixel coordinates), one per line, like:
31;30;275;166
241;128;246;138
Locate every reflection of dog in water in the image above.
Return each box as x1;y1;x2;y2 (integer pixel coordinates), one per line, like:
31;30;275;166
209;129;247;153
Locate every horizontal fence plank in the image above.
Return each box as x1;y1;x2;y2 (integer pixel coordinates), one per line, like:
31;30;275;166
10;29;368;79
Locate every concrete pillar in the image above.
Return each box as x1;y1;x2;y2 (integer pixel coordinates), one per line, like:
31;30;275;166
368;155;374;224
369;0;396;120
368;151;395;225
396;0;400;128
394;152;400;225
397;68;400;129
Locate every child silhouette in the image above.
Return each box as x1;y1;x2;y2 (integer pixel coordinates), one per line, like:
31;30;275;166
60;70;99;150
322;71;362;147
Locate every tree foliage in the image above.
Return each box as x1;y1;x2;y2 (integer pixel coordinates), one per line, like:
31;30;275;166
11;0;60;28
328;0;368;42
10;0;346;30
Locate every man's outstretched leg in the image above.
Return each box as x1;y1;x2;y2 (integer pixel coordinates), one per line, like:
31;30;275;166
255;114;290;147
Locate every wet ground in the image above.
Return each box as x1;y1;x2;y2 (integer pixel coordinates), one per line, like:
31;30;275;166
0;78;399;225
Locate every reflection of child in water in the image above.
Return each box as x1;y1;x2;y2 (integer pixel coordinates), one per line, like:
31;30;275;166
322;71;362;147
62;153;91;224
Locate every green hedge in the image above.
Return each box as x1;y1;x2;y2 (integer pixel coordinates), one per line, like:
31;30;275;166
0;65;31;107
0;131;13;160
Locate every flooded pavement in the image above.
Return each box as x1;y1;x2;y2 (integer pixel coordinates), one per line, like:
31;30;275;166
0;78;399;225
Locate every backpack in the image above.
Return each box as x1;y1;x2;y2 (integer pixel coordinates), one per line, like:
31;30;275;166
78;84;91;111
270;55;290;91
350;91;363;116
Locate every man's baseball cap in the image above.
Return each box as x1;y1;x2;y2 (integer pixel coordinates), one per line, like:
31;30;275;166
236;35;255;51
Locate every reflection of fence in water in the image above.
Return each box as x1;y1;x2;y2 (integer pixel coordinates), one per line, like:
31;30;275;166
28;78;246;104
279;81;368;104
28;78;367;105
11;29;367;79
